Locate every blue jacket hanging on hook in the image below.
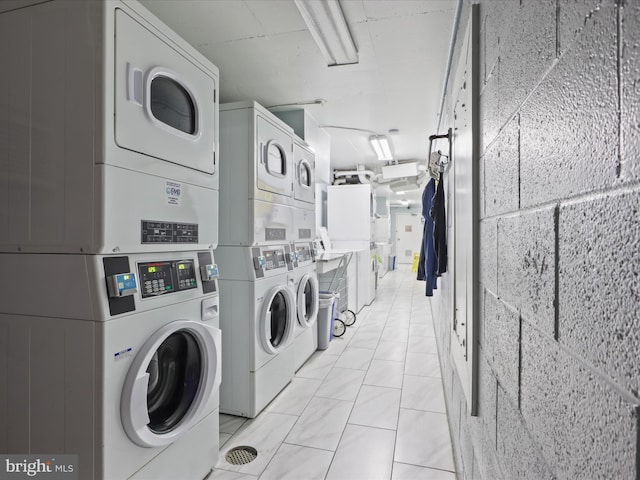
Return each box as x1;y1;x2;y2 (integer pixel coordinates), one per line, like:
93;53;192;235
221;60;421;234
432;172;447;275
416;178;438;296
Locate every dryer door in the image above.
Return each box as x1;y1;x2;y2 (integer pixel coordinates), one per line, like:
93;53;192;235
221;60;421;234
256;115;293;198
293;143;315;206
297;273;319;328
114;9;217;174
259;285;296;354
121;320;222;448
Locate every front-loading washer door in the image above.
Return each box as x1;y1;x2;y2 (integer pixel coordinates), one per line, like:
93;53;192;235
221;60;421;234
259;285;296;354
297;273;319;328
121;320;221;448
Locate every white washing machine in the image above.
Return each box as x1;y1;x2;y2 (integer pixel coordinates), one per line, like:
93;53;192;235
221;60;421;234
291;242;320;371
0;0;220;254
219;101;296;247
0;250;222;480
215;244;297;418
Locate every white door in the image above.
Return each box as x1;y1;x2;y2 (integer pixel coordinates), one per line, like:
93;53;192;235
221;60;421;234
256;115;293;197
293;142;315;206
120;320;221;447
114;9;217;174
259;285;296;353
296;273;319;327
395;213;423;264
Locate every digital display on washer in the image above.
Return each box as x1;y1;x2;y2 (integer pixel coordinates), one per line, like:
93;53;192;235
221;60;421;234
138;260;197;298
263;249;287;271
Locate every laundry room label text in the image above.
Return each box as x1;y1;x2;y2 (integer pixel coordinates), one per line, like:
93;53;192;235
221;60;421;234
165;181;182;206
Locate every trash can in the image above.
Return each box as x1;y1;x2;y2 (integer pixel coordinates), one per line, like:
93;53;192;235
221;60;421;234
317;292;336;350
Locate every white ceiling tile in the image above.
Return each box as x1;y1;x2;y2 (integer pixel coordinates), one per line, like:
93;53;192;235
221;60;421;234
361;0;456;20
140;0;265;46
243;0;308;34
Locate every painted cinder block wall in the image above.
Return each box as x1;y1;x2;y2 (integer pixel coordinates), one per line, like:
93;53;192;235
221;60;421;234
431;1;640;478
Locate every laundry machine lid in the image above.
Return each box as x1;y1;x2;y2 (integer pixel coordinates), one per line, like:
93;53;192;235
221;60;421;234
297;273;319;328
121;320;221;448
259;284;296;354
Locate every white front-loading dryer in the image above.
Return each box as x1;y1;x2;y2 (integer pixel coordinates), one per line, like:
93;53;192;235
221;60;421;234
293;139;316;210
0;0;220;254
215;244;297;417
0;250;222;480
219;101;296;247
291;242;320;371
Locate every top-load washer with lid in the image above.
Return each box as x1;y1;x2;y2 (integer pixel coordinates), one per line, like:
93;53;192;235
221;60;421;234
215;244;297;417
0;249;222;479
218;101;296;247
0;0;220;254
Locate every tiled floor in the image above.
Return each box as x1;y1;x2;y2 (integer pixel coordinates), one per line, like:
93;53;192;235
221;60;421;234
212;265;456;480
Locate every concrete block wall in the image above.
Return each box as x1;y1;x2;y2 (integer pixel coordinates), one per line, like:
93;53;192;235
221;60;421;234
431;1;640;478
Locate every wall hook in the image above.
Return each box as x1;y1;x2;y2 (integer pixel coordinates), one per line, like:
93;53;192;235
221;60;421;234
427;128;452;178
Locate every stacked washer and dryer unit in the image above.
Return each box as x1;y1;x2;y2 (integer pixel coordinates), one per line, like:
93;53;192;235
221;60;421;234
0;2;222;479
290;139;320;372
216;101;319;418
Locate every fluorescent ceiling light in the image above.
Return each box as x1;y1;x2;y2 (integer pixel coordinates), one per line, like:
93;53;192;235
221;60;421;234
369;135;393;161
294;0;358;66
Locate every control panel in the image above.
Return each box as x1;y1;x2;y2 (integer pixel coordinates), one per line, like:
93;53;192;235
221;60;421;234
253;247;287;272
265;227;287;242
262;248;287;271
138;259;198;298
295;245;313;263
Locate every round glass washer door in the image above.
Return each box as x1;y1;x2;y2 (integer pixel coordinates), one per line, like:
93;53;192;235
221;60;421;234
296;273;319;328
121;320;221;448
259;285;296;354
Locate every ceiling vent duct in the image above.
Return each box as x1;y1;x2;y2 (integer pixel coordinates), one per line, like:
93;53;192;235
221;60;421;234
381;162;418;180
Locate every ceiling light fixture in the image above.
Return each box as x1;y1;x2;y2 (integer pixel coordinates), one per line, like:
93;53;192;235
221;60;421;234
294;0;358;66
369;135;393;161
389;179;420;193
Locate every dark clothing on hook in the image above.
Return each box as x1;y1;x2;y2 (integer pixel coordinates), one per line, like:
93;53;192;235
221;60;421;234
417;178;438;296
432;172;447;275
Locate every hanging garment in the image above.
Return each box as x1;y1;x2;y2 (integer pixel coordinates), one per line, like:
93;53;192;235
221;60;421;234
431;172;448;275
416;179;438;296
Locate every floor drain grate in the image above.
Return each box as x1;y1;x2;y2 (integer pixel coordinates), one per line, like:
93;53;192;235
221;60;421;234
226;446;258;465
